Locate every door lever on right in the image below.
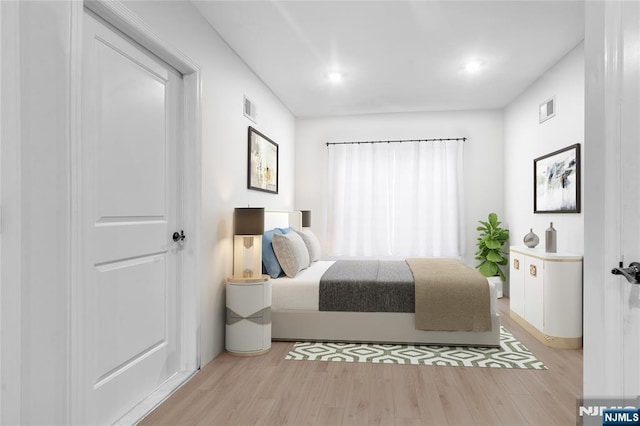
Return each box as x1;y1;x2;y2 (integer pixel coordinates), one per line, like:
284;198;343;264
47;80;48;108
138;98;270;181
611;262;640;284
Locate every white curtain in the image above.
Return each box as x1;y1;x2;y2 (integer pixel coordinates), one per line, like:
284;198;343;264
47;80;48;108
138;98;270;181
327;140;465;257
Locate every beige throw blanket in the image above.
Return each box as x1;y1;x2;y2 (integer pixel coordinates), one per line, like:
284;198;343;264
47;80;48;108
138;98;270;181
406;258;492;332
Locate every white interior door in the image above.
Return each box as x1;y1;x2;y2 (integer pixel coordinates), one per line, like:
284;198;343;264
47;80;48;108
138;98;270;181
620;0;640;398
79;10;183;424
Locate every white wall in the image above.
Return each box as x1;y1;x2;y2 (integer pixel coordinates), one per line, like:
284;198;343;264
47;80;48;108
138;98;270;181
3;1;295;423
295;110;504;268
503;43;585;263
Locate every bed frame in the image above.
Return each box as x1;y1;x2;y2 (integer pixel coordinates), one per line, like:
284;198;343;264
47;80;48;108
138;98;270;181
265;210;501;347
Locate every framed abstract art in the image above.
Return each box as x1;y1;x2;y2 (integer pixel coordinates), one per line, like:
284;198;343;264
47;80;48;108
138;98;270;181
534;143;580;213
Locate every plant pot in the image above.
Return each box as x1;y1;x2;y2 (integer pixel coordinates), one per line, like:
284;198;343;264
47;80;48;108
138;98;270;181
487;276;503;299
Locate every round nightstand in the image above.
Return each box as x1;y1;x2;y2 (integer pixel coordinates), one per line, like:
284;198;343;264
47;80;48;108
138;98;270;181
225;275;271;356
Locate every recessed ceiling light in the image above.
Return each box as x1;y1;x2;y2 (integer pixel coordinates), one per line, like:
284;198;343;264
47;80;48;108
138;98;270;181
327;71;343;83
465;61;482;73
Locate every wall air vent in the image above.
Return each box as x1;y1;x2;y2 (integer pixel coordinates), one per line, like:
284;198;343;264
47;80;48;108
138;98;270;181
243;95;257;123
539;96;555;123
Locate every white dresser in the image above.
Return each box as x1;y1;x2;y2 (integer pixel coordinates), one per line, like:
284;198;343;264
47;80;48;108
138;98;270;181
509;246;583;349
226;275;271;356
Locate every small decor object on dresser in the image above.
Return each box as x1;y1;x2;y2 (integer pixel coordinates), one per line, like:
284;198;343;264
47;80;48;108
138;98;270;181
545;222;557;253
523;229;540;248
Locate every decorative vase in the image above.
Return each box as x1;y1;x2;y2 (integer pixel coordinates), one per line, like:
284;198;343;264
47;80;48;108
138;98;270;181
523;229;539;248
545;222;557;253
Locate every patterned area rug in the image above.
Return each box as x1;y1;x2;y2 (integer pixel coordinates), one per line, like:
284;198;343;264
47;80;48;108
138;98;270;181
285;326;546;369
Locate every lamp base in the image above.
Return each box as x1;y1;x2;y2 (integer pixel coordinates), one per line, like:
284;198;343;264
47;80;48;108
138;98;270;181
233;235;263;278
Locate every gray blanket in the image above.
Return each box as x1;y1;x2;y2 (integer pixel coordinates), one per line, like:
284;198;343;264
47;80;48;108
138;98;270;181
319;260;414;312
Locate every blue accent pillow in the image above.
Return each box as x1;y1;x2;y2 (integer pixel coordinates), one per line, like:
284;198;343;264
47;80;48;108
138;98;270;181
263;228;284;278
278;227;294;234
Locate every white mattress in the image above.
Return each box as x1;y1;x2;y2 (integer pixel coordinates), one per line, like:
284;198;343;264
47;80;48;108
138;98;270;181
271;260;498;314
271;261;334;310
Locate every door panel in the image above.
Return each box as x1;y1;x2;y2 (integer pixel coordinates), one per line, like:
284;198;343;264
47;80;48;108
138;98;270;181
97;40;167;217
81;11;182;424
524;257;544;331
94;257;167;380
543;261;583;338
93;222;168;263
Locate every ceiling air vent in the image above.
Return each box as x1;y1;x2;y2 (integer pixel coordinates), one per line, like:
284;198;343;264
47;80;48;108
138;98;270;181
243;95;257;123
539;96;555;123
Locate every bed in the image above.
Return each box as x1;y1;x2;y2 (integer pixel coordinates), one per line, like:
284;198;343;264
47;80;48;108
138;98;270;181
264;210;501;347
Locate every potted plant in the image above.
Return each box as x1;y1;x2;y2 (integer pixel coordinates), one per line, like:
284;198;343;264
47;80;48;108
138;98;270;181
475;213;509;297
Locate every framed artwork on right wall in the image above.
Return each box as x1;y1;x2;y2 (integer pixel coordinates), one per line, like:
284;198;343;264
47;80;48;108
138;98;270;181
534;143;581;213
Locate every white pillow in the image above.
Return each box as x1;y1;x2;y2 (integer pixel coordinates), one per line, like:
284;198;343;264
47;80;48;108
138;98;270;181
272;232;310;277
296;229;321;262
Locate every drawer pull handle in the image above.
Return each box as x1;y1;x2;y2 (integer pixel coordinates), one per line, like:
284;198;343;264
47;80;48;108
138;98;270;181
530;265;537;277
514;259;520;270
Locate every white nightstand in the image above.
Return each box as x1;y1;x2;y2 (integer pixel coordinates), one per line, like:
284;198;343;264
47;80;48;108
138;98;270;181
226;275;271;356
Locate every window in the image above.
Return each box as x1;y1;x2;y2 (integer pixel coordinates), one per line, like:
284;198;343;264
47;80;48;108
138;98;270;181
327;139;465;257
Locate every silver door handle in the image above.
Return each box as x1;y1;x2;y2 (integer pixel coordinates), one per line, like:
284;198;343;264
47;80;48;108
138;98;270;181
611;262;640;284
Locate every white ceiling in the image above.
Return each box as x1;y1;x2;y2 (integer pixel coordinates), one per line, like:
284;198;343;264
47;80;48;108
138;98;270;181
192;1;584;118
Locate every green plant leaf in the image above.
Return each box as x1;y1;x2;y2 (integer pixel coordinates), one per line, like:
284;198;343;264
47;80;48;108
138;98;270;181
478;261;498;277
484;239;501;250
497;268;506;281
488;213;498;227
486;250;504;263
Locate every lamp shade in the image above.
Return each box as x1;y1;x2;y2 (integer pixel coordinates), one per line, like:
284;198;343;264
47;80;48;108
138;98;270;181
301;210;311;228
234;207;264;235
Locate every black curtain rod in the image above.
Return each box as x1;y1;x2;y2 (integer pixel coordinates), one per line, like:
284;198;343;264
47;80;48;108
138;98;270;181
326;137;467;146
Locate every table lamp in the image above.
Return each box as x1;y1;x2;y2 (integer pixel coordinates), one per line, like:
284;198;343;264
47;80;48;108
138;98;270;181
233;207;264;278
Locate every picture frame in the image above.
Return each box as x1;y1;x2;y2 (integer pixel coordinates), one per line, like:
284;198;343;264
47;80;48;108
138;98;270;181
534;143;580;213
248;126;278;194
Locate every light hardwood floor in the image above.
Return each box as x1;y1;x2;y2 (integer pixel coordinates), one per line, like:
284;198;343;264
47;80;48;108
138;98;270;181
141;298;582;425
